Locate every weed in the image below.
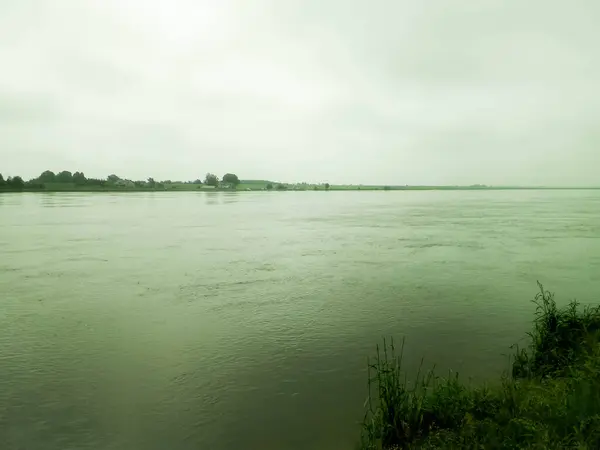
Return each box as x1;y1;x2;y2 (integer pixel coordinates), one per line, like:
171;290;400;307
359;284;600;449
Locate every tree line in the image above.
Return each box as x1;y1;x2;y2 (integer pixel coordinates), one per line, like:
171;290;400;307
0;170;242;190
0;173;25;189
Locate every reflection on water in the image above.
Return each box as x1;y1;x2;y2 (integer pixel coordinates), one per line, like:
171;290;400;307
40;193;88;208
204;191;220;205
201;191;242;205
222;192;240;204
1;190;600;449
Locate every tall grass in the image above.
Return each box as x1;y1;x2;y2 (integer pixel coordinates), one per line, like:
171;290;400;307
360;284;600;449
512;283;600;378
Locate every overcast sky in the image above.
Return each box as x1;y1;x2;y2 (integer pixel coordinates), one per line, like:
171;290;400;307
1;0;598;185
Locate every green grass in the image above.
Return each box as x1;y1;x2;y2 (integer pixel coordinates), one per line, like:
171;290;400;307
163;183;203;191
329;185;386;190
236;181;272;190
360;284;600;449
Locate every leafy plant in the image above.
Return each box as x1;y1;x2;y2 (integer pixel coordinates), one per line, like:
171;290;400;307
360;284;600;449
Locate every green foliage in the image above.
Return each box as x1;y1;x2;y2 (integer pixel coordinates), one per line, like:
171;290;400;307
25;179;45;189
222;173;240;186
38;170;56;183
266;183;273;190
360;285;600;450
205;173;219;187
325;183;330;190
56;170;73;183
86;178;105;187
512;283;600;379
73;171;87;185
0;171;244;191
276;183;287;190
7;176;25;189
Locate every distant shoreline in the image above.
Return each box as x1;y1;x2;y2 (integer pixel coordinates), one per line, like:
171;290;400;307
3;173;599;193
2;185;599;193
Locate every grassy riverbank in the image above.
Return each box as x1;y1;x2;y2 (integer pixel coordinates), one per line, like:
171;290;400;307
360;284;600;449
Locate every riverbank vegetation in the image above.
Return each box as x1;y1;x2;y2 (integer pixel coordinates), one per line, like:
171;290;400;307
3;171;599;193
0;170;247;192
360;284;600;449
0;170;336;192
0;170;396;192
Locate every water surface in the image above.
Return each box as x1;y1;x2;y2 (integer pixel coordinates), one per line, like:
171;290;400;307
1;190;600;449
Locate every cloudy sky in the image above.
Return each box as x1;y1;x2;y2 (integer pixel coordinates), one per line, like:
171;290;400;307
0;0;598;185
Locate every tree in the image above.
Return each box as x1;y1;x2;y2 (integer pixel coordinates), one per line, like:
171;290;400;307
0;173;5;187
87;178;105;186
222;173;240;187
266;183;273;190
276;183;287;190
38;170;56;183
193;179;203;185
107;174;120;183
25;179;44;189
73;171;87;185
205;173;219;187
8;176;25;189
56;171;73;183
147;177;156;188
324;183;330;190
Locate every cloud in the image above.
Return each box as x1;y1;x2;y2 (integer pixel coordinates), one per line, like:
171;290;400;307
1;0;598;185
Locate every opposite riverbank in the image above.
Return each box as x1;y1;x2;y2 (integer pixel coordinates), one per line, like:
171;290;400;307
2;171;599;192
359;284;600;449
1;182;599;193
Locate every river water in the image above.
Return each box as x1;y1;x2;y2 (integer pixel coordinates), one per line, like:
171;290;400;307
1;190;600;449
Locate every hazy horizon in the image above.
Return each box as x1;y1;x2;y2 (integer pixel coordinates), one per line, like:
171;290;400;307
1;1;598;186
